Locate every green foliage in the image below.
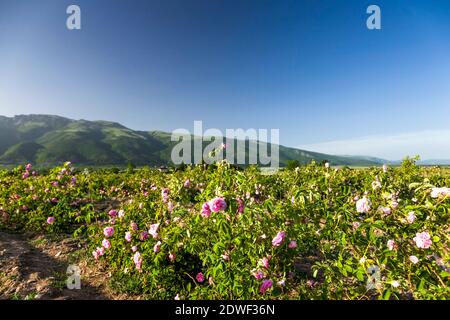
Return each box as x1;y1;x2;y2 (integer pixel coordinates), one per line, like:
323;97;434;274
0;160;449;299
286;160;300;170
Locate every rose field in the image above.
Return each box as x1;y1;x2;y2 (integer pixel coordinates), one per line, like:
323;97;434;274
0;159;449;300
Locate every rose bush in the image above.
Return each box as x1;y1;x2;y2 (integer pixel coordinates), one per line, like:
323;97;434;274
0;158;448;299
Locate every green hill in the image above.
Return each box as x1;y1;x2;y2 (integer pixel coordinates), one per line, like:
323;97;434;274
0;114;385;167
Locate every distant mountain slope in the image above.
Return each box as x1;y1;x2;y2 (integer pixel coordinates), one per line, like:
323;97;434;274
0;114;386;167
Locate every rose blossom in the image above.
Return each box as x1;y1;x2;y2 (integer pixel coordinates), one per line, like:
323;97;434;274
96;246;105;257
288;240;297;249
407;212;416;224
125;232;132;242
102;239;111;249
236;198;245;214
430;187;450;198
196;272;205;283
259;257;270;269
259;280;273;294
148;223;159;238
272;231;286;247
161;188;170;202
201;202;211;218
252;270;265;280
108;210;117;217
153;241;162;253
47;216;55;224
413;232;432;249
356;196;371;213
140;231;149;241
209;197;227;212
409;255;419;264
387;239;396;251
133;252;142;271
103;227;114;237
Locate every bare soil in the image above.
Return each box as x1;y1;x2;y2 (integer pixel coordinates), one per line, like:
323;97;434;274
0;231;118;300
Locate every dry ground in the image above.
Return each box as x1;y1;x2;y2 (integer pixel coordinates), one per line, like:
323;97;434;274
0;231;137;300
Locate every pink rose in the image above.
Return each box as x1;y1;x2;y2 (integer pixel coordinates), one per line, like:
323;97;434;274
407;212;416;224
379;206;391;215
236;198;245;214
201;202;211;218
252;270;265;280
132;246;138;252
169;252;176;262
148;223;159;239
409;255;419;264
196;272;205;283
96;246;105;257
413;232;432;249
184;179;191;188
108;210;117;217
92;250;99;260
259;280;273;294
387;239;396;251
130;222;138;231
140;231;149;241
47;216;55;225
356;196;371;213
103;226;114;237
288;240;297;249
133;252;141;264
259;257;270;269
102;239;111;249
118;210;125;218
430;187;450;198
125;232;132;242
272;231;286;247
133;252;142;271
209;197;227;213
153;241;161;253
161;188;170;202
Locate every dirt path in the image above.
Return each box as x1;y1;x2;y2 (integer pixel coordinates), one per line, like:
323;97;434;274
0;231;110;300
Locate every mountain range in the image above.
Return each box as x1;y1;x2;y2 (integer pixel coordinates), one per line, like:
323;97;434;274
0;114;429;168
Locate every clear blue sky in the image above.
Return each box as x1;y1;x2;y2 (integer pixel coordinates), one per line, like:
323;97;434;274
1;0;449;160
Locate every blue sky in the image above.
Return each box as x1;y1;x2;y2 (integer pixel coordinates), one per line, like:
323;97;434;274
0;0;449;160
